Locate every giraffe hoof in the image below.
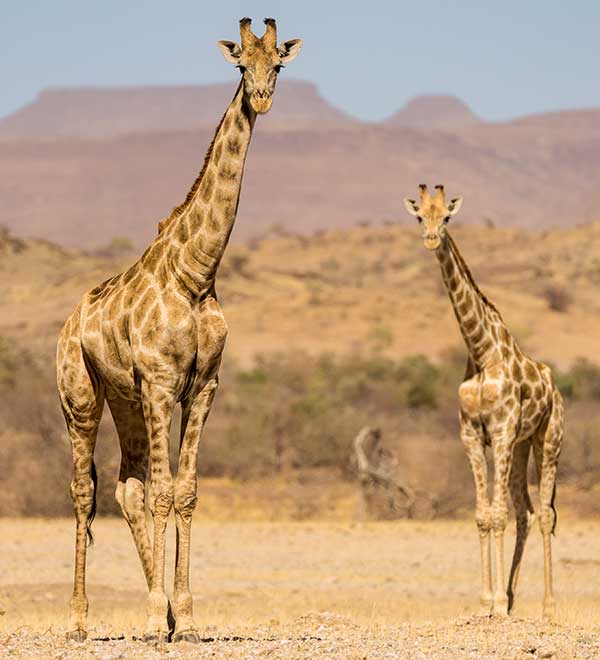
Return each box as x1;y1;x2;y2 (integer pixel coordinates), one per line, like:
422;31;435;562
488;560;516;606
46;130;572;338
173;629;202;643
142;631;169;645
543;602;556;621
66;628;87;642
493;599;509;618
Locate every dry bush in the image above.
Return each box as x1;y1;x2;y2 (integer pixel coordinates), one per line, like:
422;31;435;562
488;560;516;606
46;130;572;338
1;331;599;520
543;283;572;312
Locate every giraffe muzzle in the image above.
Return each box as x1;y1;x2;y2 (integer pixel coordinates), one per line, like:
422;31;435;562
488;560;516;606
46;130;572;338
250;90;273;114
423;232;441;250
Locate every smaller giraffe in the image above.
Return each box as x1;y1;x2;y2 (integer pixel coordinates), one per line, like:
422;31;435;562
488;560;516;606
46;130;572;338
404;184;563;619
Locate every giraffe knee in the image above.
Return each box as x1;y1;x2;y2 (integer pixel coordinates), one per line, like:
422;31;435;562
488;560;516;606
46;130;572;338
538;506;556;535
115;478;146;523
70;473;95;518
475;507;492;534
174;477;198;518
492;502;509;532
149;477;174;517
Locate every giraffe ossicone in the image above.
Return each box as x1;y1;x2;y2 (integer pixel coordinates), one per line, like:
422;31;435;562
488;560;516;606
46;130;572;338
56;17;302;644
404;184;563;620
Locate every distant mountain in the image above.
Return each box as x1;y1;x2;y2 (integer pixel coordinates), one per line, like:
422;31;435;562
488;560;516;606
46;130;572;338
0;81;355;139
1;82;599;248
385;95;480;131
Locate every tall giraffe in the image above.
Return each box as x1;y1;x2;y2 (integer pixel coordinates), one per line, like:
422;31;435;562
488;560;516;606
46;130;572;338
56;18;302;643
403;185;563;619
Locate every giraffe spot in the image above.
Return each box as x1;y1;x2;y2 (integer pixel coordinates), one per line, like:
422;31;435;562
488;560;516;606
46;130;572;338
478;339;493;356
156;260;170;290
188;210;204;233
473;324;487;344
142;305;162;343
222;116;231;132
201;171;215;202
67;342;80;361
458;299;472;316
234;113;245;133
89;279;110;299
495;407;508;422
208;209;221;232
501;345;510;360
525;362;540;381
142;242;164;272
122;265;138;285
512;361;522;380
521;383;532;399
463;316;477;332
176;219;190;243
86;314;100;334
448;275;460;291
218;164;238;181
534;384;544;399
134;287;157;326
213;141;223;165
227;136;241;155
482;382;500;404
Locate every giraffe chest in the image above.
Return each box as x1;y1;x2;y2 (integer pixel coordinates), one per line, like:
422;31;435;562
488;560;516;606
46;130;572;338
459;359;552;439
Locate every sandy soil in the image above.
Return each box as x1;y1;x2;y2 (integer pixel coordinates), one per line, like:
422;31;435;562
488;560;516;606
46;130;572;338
1;518;599;658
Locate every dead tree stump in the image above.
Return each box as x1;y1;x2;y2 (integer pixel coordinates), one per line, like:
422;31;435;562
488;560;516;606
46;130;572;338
353;426;437;520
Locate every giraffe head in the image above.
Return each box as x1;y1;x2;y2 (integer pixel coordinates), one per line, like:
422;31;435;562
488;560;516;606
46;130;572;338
218;18;303;114
403;184;463;250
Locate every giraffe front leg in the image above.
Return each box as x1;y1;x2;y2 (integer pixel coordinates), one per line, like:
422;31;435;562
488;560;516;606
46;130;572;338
141;380;175;644
460;413;492;616
490;423;518;618
172;378;218;643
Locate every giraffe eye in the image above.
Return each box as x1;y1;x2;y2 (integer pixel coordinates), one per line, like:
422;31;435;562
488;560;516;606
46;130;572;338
416;216;423;224
236;65;246;74
274;64;284;73
443;216;450;224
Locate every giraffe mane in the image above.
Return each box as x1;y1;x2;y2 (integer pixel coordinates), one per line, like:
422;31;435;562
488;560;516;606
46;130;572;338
446;233;503;319
158;80;244;234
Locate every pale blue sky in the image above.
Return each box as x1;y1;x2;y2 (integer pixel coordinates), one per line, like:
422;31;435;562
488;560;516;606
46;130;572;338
2;0;600;121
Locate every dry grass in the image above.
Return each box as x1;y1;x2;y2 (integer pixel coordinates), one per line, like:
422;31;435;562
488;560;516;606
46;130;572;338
2;519;600;657
2;518;600;633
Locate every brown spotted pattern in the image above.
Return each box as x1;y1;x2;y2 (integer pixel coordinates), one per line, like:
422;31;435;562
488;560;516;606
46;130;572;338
404;185;564;620
56;17;302;645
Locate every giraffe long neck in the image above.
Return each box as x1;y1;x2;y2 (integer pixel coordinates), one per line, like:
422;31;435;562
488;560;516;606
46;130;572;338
165;81;256;296
436;233;502;366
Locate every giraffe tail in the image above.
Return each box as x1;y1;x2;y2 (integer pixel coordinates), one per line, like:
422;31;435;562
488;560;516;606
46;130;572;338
87;460;98;546
550;481;558;535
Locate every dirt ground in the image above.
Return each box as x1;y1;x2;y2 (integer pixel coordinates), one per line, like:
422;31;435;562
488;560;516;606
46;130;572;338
1;518;599;659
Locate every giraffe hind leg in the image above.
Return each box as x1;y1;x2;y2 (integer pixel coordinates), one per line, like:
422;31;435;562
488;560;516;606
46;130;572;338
108;396;178;639
507;439;535;613
57;333;104;642
534;389;564;620
108;397;154;587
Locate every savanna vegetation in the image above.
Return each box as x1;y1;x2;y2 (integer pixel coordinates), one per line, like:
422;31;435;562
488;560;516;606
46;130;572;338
1;333;599;518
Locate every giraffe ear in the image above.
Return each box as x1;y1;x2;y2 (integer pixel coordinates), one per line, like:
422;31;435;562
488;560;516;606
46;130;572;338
403;198;420;217
278;38;303;63
218;40;242;64
447;196;463;216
